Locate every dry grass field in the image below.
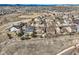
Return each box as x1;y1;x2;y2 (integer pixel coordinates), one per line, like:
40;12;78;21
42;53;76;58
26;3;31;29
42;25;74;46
0;6;79;55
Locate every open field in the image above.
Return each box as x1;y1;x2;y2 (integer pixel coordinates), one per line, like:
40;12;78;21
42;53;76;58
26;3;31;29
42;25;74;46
0;6;79;55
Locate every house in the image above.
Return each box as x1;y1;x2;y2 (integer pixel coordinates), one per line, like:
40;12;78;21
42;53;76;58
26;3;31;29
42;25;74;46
10;27;20;32
22;25;35;35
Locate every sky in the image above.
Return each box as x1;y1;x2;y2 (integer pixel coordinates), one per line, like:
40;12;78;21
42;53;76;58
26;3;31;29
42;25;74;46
0;0;79;4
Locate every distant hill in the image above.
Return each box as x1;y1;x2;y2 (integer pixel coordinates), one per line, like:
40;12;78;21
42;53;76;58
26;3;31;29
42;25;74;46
0;4;79;6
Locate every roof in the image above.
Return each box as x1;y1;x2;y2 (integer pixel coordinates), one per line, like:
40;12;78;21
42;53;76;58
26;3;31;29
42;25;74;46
23;26;35;33
10;27;20;32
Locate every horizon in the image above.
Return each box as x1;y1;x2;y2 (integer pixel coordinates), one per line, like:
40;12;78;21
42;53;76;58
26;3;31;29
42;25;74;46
0;4;79;6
